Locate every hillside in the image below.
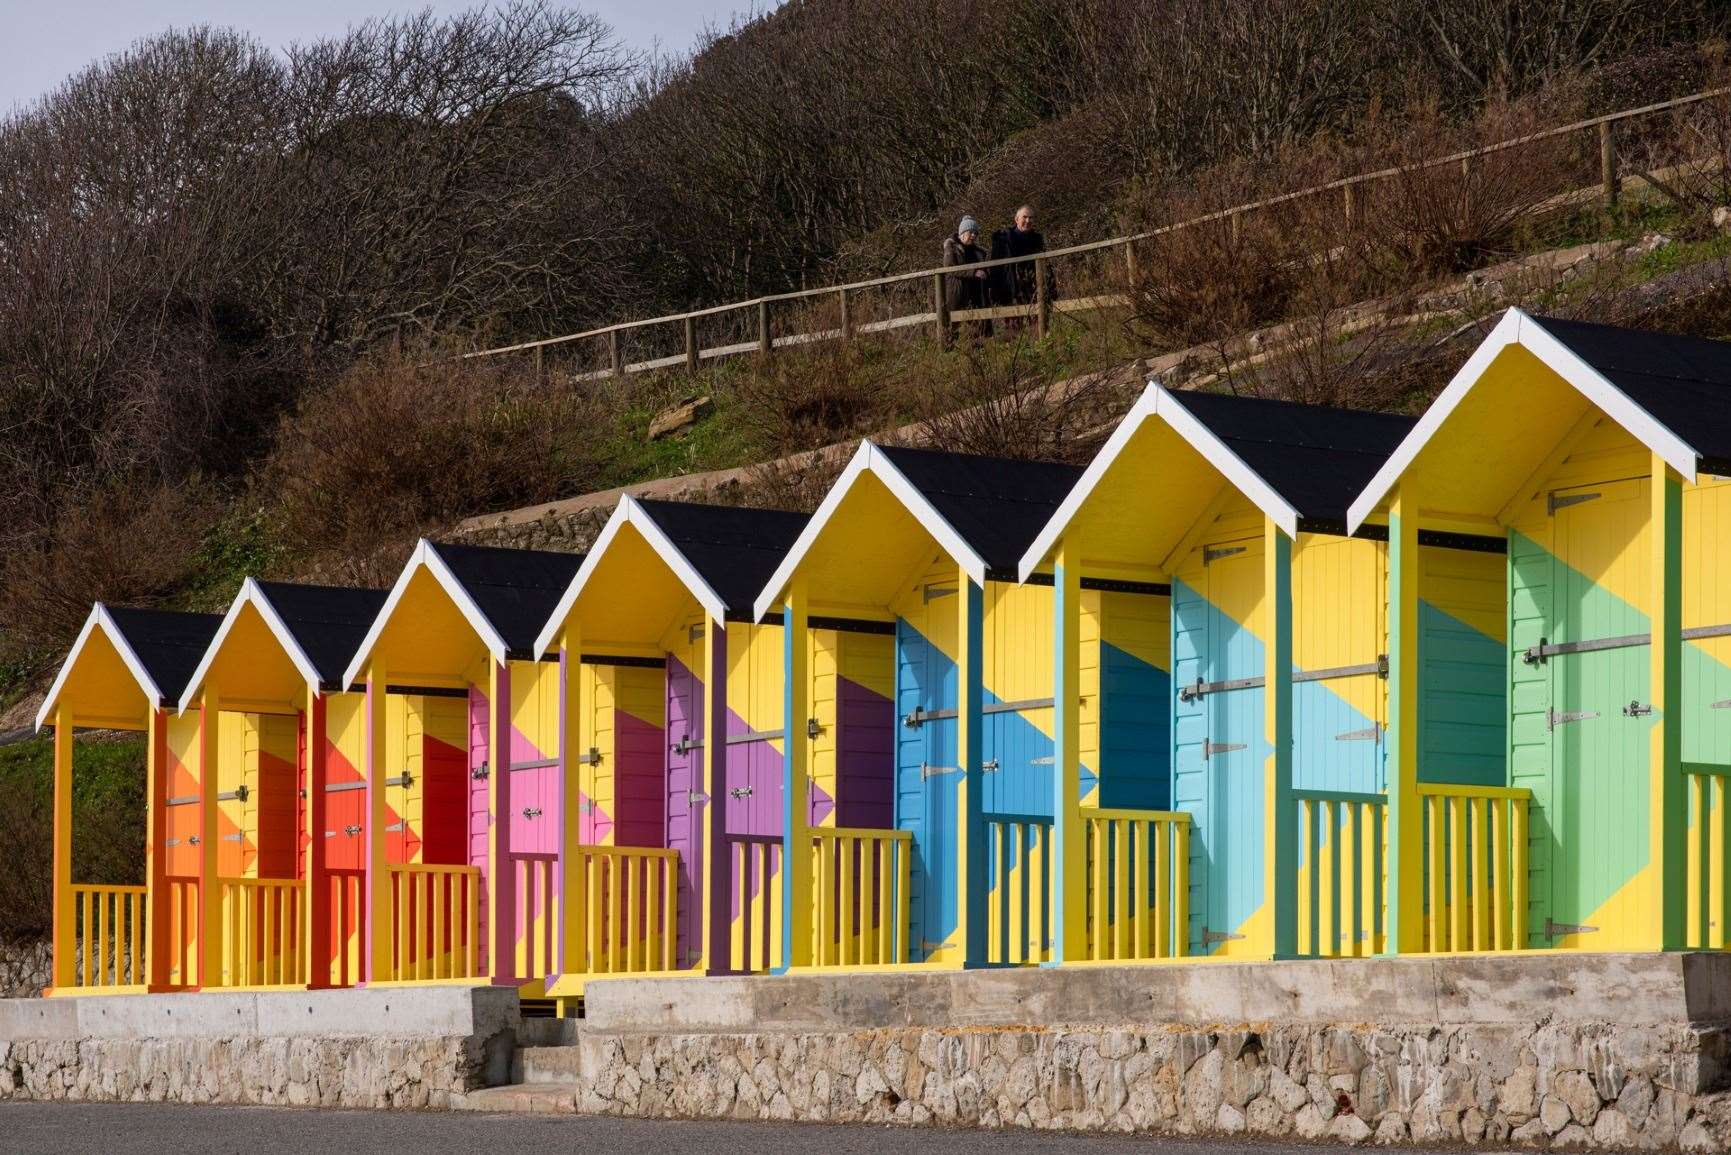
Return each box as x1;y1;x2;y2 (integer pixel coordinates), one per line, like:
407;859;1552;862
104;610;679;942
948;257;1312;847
1;0;1730;706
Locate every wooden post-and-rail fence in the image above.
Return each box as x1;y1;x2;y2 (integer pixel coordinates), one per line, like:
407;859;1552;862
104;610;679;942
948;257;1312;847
447;87;1730;383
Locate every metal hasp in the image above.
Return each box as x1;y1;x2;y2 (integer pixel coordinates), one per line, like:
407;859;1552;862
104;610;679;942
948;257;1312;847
383;772;413;788
215;784;250;803
1622;700;1654;717
470;760;490;779
574;747;603;765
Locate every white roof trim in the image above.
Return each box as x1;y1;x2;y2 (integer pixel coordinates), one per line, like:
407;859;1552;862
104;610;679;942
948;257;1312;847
1347;308;1701;531
751;440;989;622
1152;384;1301;538
35;603;162;730
177;578;323;714
341;540;508;688
1017;384;1161;580
533;495;729;655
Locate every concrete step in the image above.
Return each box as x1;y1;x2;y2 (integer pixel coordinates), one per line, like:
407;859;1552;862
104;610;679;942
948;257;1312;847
517;1044;583;1083
454;1082;576;1114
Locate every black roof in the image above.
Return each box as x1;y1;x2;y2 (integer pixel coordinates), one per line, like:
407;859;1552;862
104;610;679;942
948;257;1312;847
634;499;810;616
428;542;585;656
1168;391;1416;527
254;581;388;689
875;445;1084;574
1534;315;1731;470
104;607;224;702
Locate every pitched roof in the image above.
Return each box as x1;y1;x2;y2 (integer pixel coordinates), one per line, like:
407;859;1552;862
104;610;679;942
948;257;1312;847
633;499;810;615
872;445;1085;574
103;607;224;704
252;582;388;688
429;541;586;656
1168;391;1417;528
1527;314;1731;470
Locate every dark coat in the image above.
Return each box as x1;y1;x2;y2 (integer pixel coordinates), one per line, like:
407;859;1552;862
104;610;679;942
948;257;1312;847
942;234;989;312
991;226;1049;304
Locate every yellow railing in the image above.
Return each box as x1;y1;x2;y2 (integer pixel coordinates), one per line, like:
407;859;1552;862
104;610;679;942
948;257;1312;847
515;853;558;981
164;878;198;988
1686;766;1730;949
729;834;781;974
70;883;146;990
1297;791;1387;958
1082;807;1191;962
1420;783;1530;953
326;869;364;988
985;813;1052;965
383;863;481;981
568;845;681;976
216;877;303;988
811;827;912;967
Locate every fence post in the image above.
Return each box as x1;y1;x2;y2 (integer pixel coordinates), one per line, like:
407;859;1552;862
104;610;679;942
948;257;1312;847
1342;182;1357;227
757;300;772;359
1599;120;1620;208
532;343;545;386
838;288;852;341
1035;257;1050;339
608;330;622;380
1123;240;1139;292
683;316;698;373
932;272;951;348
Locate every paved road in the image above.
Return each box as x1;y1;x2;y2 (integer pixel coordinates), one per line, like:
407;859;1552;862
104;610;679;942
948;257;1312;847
0;1101;1499;1153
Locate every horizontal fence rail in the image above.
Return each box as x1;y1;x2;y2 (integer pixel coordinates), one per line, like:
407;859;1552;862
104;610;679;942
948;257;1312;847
810;826;912;968
1686;766;1730;949
70;883;146;990
1082;807;1191;963
986;813;1054;966
728;834;782;974
216;877;302;988
447;87;1730;383
383;863;481;982
1421;784;1530;953
1297;791;1387;958
567;845;680;977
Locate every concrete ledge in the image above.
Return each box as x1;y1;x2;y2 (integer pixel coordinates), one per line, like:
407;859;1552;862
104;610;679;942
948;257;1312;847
582;952;1731;1034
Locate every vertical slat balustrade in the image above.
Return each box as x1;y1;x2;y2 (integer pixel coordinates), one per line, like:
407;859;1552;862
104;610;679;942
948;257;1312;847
381;863;481;981
66;883;148;989
1296;792;1387;958
1077;808;1190;963
564;846;681;978
1686;768;1731;949
1417;784;1531;953
808;828;912;968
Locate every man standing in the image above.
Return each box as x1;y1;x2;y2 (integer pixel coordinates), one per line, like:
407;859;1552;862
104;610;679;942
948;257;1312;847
991;205;1050;329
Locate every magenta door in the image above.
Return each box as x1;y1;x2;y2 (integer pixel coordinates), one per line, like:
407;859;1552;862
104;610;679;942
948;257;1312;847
665;656;701;969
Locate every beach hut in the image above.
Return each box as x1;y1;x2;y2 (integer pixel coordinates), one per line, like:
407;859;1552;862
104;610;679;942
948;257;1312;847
341;541;583;988
532;495;896;989
1021;382;1508;960
36;605;221;993
753;440;1166;970
174;579;385;989
1348;308;1731;953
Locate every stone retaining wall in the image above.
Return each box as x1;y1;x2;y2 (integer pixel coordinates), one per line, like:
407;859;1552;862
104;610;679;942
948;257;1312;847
574;1020;1731;1149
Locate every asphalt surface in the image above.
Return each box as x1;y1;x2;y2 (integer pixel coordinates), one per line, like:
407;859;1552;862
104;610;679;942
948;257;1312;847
0;1101;1501;1153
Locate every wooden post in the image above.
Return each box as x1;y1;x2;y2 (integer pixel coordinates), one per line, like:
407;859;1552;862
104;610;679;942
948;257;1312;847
958;571;986;967
683;316;698;373
488;659;514;982
391;324;403;360
1385;486;1423;954
532;344;545;386
1599;121;1620;208
1263;520;1295;959
363;667;389;984
608;330;622;380
704;617;730;974
1229;212;1242;247
1034;257;1050;339
933;272;951;348
146;708;170;988
51;707;75;991
1650;452;1685;949
838;288;852;341
782;576;812;970
1048;538;1085;965
198;694;221;987
1123;240;1140;291
1343;183;1357;227
304;691;330;988
557;628;581;979
757;300;772;359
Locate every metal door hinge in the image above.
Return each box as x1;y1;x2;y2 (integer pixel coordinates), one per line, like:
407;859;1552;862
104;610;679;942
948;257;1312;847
216;785;249;803
580;800;596;814
1548;708;1598;730
510;758;558;772
728;787;753;799
166;794;200;807
471;761;490;779
385;822;405;833
1201;927;1244;944
920;938;955;953
1203;545;1247;565
521;807;542;819
164;838;182;847
384;772;413;788
1545;917;1598;939
1204;741;1247;759
1548;491;1601;515
921;763;961;779
982;759;1000;773
575;747;602;766
1623;700;1654;717
220;833;243;843
923;584;957;603
1030;755;1054;765
688;792;710;806
325;781;365;794
1335;724;1383;742
1712;699;1731;710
